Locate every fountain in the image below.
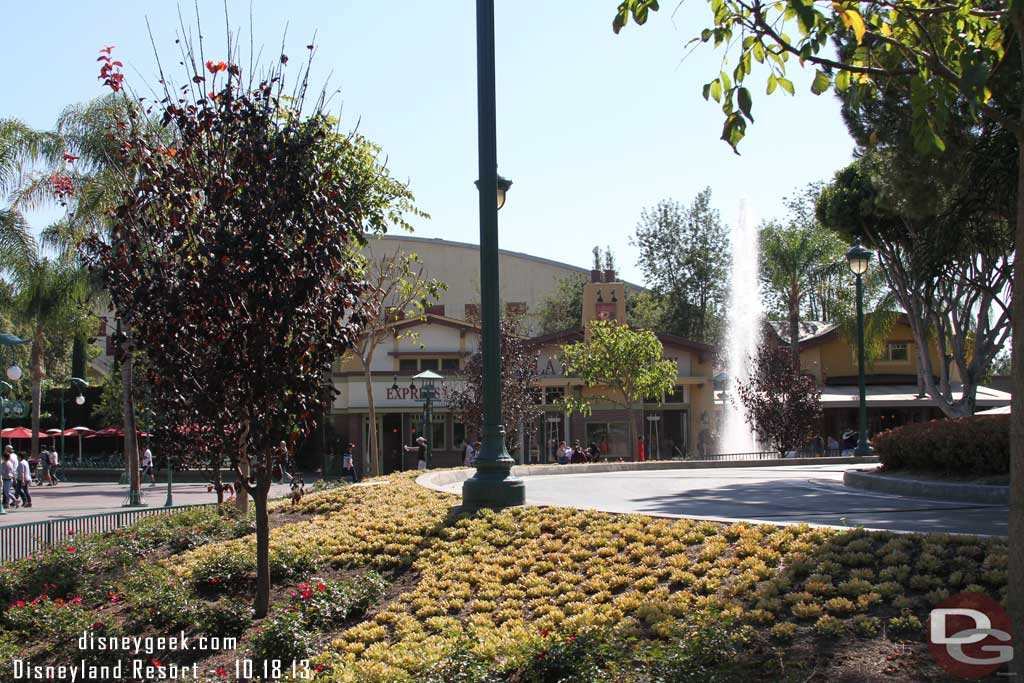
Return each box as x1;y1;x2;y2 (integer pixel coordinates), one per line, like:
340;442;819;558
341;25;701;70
719;199;762;454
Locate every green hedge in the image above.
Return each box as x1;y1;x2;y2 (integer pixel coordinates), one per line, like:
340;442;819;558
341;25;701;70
873;415;1009;476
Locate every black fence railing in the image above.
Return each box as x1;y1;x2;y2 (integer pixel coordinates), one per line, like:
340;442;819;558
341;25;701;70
0;503;217;563
698;449;847;461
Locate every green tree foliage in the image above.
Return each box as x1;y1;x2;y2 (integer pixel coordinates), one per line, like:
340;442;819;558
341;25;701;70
818;156;1012;418
631;188;729;343
559;320;677;459
758;188;849;366
535;274;587;335
7;258;91;460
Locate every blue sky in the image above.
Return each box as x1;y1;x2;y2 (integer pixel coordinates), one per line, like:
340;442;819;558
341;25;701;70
2;1;855;285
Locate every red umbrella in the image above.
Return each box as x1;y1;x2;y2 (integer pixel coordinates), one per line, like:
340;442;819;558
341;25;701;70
1;427;33;439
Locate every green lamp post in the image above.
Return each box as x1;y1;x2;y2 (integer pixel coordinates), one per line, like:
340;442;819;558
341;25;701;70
413;370;444;470
59;378;89;466
462;0;525;510
846;237;875;457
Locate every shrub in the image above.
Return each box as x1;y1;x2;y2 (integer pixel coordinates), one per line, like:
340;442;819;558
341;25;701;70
873;415;1009;476
3;596;97;641
888;611;923;636
288;571;387;628
121;565;197;630
813;615;846;638
251;610;311;665
194;599;254;638
770;622;798;642
852;615;880;638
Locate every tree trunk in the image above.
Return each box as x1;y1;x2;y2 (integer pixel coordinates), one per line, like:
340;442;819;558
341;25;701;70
627;404;636;461
253;467;271;618
236;456;249;513
360;355;380;477
29;327;43;461
1007;131;1023;673
787;287;800;369
121;339;142;504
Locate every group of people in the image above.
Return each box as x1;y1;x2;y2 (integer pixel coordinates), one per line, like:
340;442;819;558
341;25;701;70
1;444;62;509
555;440;600;465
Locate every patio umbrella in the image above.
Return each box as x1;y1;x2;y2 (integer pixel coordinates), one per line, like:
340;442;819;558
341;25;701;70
64;427;95;464
1;427;33;439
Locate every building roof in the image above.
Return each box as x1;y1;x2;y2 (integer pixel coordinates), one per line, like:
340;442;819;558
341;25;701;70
714;383;1011;408
765;320;839;346
373;234;647;290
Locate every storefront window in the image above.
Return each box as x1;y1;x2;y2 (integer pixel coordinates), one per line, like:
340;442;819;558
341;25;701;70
585;422;628;457
420;358;440;371
453;422;467;450
399;358;418;373
431;414;446;450
441;357;460;371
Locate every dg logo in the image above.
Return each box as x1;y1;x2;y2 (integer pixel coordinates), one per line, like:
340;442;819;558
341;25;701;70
929;592;1014;678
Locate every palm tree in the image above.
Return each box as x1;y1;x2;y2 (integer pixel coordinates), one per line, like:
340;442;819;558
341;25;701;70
12;96;165;503
760;221;848;366
7;257;90;460
0;118;61;267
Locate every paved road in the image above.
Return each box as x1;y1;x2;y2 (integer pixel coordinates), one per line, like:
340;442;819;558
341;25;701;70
443;464;1007;537
0;480;294;525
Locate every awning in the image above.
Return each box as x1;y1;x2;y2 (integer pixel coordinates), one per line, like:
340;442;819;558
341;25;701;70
0;427;33;439
817;384;1011;409
977;405;1010;415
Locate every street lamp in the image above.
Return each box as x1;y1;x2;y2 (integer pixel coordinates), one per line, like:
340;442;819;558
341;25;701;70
59;378;89;468
462;0;525;509
475;173;512;211
846;237;874;457
413;370;443;469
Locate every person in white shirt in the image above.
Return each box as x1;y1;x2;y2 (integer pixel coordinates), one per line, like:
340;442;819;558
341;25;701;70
48;449;60;485
141;447;155;485
463;440;477;467
1;451;15;508
14;456;31;507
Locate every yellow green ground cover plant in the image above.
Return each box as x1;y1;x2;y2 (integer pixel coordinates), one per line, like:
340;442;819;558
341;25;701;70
0;472;1008;682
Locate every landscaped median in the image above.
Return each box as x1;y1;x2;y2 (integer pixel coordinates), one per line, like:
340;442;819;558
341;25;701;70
0;471;1009;682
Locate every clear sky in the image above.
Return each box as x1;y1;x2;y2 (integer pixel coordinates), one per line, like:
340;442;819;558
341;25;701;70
2;1;855;285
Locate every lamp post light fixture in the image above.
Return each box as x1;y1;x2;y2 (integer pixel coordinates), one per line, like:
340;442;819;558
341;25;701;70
413;370;444;470
462;0;525;510
846;237;874;457
59;378;89;467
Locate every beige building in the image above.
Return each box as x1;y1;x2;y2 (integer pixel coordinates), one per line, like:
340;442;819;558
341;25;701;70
765;318;1011;444
331;239;714;472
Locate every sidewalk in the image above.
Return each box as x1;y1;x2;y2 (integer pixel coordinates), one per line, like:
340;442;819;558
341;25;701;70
0;480;293;525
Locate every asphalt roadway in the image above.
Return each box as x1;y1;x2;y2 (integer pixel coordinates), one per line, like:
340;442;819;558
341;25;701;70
444;464;1008;537
0;481;294;525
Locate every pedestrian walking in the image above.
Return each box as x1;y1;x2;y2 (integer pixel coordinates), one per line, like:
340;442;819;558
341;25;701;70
341;443;360;483
48;449;60;484
463;439;477;467
15;454;31;507
1;450;15;508
403;436;428;471
141;447;156;485
39;447;52;486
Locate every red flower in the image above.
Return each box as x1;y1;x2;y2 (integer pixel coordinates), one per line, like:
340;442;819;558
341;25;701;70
65;546;77;553
205;60;228;74
317;583;326;592
536;652;547;660
210;578;220;584
108;592;121;603
99;46;114;54
566;636;576;642
290;590;298;598
67;529;75;535
301;589;313;599
299;583;310;590
152;659;162;668
540;629;550;638
63;154;79;163
15;600;25;607
91;621;105;629
166;148;177;157
216;668;227;677
315;665;325;673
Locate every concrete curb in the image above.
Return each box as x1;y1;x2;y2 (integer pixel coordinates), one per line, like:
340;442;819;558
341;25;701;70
843;470;1009;505
417;455;880;494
